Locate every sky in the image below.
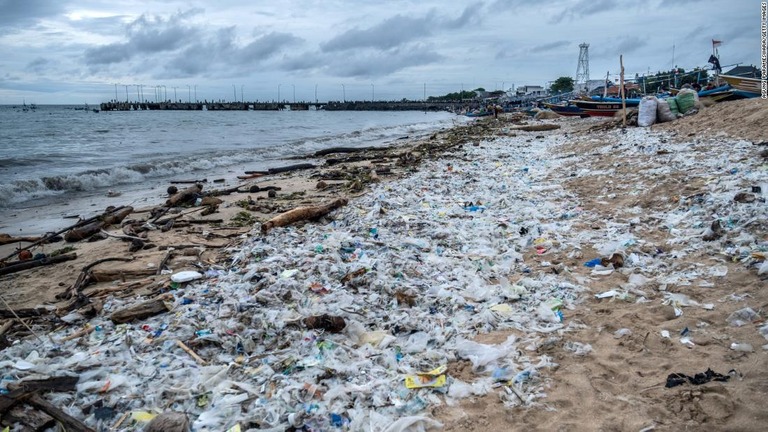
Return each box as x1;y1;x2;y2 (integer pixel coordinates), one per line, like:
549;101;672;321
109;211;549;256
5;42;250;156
0;0;762;104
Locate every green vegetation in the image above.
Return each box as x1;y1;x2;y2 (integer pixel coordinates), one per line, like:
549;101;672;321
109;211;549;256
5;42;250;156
549;77;574;94
427;88;485;102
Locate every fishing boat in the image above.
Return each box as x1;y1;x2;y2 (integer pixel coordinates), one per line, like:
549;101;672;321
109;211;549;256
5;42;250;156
718;74;761;98
541;102;588;117
571;100;627;117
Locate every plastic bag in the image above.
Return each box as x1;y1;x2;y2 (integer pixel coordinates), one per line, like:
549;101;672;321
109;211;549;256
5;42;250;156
667;97;680;116
656;97;677;122
637;96;658;127
676;88;698;114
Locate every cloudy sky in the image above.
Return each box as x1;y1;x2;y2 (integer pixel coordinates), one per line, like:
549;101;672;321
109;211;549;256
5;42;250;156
0;0;761;104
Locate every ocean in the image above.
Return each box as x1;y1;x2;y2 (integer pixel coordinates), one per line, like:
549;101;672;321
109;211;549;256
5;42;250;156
0;105;461;235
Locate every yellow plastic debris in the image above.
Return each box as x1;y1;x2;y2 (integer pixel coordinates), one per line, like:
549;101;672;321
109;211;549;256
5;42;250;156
130;411;158;422
404;365;448;389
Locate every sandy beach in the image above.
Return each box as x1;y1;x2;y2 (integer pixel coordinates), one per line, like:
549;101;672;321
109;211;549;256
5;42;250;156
1;100;768;431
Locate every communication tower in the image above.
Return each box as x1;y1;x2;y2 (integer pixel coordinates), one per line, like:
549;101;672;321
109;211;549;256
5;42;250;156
576;43;590;92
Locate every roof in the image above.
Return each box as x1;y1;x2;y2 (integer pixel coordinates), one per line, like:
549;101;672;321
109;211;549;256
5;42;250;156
724;65;760;78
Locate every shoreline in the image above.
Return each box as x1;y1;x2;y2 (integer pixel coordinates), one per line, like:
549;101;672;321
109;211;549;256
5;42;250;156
1;101;768;431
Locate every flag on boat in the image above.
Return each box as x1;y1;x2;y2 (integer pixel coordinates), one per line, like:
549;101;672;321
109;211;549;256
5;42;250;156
712;39;722;47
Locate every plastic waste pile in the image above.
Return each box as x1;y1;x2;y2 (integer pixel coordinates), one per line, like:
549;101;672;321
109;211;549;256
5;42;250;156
0;131;592;431
2;122;766;430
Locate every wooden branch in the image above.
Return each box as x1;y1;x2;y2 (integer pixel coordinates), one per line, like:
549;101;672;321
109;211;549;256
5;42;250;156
58;257;133;300
166;184;202;207
0;319;13;336
100;229;144;242
64;207;134;242
267;163;316;174
91;268;158;282
25;393;96;432
1;206;127;262
157;250;175;275
261;198;348;233
0;307;55;319
176;340;206;365
0;253;77;276
110;297;170;324
314;146;377;156
0;233;43;245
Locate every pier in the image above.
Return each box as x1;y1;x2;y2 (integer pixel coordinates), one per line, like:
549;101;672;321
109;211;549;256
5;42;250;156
99;100;462;112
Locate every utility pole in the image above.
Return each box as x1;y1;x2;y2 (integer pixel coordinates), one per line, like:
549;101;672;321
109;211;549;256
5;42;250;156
113;83;118;101
172;86;178;102
124;85;129;102
194;85;197;102
314;84;318;103
187;85;191;103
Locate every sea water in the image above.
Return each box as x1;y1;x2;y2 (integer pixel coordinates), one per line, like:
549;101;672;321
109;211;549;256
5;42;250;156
0;105;461;235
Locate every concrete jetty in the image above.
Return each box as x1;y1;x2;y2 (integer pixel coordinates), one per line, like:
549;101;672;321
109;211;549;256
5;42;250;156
99;100;461;112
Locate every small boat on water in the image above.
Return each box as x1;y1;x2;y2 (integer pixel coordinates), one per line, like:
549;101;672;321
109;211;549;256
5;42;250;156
718;74;761;98
464;110;492;117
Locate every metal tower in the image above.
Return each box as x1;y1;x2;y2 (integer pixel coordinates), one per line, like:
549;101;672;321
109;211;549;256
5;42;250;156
575;43;590;92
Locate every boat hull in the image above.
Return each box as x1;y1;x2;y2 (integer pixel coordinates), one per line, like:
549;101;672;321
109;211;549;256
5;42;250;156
572;100;627;117
719;74;761;98
541;102;588;117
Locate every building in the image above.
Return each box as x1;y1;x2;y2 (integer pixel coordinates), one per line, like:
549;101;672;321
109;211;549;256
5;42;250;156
723;65;761;78
516;85;547;97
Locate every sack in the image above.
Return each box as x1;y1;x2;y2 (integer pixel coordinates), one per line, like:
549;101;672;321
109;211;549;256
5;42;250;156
667;97;680;116
676;88;698;114
637;96;658;127
656;98;677;123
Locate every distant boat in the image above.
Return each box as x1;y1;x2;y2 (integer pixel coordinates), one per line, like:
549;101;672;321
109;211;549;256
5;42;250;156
718;74;761;98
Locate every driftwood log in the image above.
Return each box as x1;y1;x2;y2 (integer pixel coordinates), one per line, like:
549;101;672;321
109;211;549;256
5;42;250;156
0;253;77;277
1;206;128;261
261;198;348;233
91;268;158;282
0;376;94;432
267;163;316;174
110;296;171;324
166;184;203;207
57;257;134;300
314;146;376;157
64;206;134;242
0;233;43;245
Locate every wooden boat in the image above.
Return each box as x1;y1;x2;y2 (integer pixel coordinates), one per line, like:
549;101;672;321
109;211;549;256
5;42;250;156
541;102;588;117
571;100;627;117
719;74;761;98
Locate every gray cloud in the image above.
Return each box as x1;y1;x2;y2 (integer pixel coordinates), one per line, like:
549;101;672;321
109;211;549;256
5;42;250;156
322;8;479;52
0;0;67;34
531;40;571;52
237;32;303;64
330;45;444;77
615;36;647;55
322;14;434;52
25;57;57;74
84;10;202;65
67;15;131;36
550;0;619;23
162;28;302;77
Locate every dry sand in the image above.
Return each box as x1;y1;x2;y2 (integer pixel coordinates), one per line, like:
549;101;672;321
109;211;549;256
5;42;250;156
1;100;767;431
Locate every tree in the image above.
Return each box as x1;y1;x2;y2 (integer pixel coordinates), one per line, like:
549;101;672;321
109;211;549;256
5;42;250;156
549;77;574;94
